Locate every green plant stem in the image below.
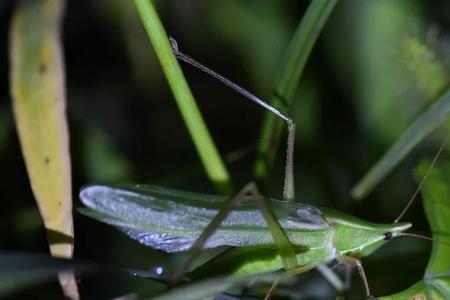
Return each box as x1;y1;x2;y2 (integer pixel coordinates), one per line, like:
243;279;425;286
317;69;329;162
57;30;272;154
134;0;232;194
352;88;450;200
254;0;338;183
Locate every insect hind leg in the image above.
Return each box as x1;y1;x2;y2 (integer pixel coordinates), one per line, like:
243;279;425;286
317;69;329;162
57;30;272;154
171;182;298;283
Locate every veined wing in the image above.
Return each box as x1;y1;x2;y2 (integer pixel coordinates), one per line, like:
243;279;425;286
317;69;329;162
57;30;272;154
79;185;329;253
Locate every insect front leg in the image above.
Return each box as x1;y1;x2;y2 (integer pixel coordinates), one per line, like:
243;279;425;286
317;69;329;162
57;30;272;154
338;256;377;300
316;263;345;293
263;264;315;300
266;263;343;300
355;260;377;300
331;262;353;299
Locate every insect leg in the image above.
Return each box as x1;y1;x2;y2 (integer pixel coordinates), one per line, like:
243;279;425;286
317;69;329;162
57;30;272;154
241;183;300;297
171;182;297;285
266;263;346;300
342;263;352;298
332;262;352;299
246;183;298;269
264;279;280;300
355;260;377;300
263;264;315;300
170;182;257;282
170;37;296;202
316;264;344;292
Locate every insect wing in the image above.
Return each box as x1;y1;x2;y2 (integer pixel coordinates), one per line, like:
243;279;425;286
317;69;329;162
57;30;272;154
79;185;328;253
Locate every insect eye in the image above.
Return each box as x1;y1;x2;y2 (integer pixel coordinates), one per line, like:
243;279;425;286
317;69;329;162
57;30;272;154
384;232;393;240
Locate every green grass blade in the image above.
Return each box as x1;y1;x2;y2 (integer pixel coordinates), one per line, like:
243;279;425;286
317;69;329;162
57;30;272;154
274;0;338;101
351;88;450;201
377;159;450;299
254;0;338;181
133;0;232;194
149;272;292;300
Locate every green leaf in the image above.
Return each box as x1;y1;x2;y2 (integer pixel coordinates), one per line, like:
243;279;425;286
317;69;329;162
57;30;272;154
352;88;450;200
148;272;292;300
254;0;338;181
133;0;232;194
377;159;450;299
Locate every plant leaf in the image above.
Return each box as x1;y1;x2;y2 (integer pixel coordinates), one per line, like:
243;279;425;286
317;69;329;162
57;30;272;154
376;159;450;299
352;88;450;200
10;0;72;259
148;272;292;300
254;0;338;181
9;0;78;298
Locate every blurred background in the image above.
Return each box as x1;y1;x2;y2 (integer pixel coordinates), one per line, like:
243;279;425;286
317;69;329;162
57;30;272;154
0;0;449;299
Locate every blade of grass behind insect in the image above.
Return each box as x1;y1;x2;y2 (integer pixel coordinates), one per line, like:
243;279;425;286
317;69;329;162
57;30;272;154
420;159;450;299
149;272;292;300
254;0;338;182
377;159;450;299
133;0;232;194
9;0;78;298
351;88;450;201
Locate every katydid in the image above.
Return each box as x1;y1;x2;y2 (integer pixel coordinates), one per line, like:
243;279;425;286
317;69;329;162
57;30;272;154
79;37;444;299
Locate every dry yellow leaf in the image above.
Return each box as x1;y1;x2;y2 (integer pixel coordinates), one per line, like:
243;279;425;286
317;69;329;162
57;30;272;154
9;0;78;298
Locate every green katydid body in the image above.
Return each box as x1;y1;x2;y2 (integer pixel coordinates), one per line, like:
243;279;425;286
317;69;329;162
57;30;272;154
79;184;411;278
77;36;438;299
190;210;411;278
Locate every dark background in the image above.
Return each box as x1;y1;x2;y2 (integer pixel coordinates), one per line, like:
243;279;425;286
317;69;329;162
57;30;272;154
1;0;449;299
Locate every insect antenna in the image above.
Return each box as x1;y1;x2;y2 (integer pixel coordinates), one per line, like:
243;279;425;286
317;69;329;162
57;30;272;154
169;36;296;201
399;232;450;248
394;137;448;223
